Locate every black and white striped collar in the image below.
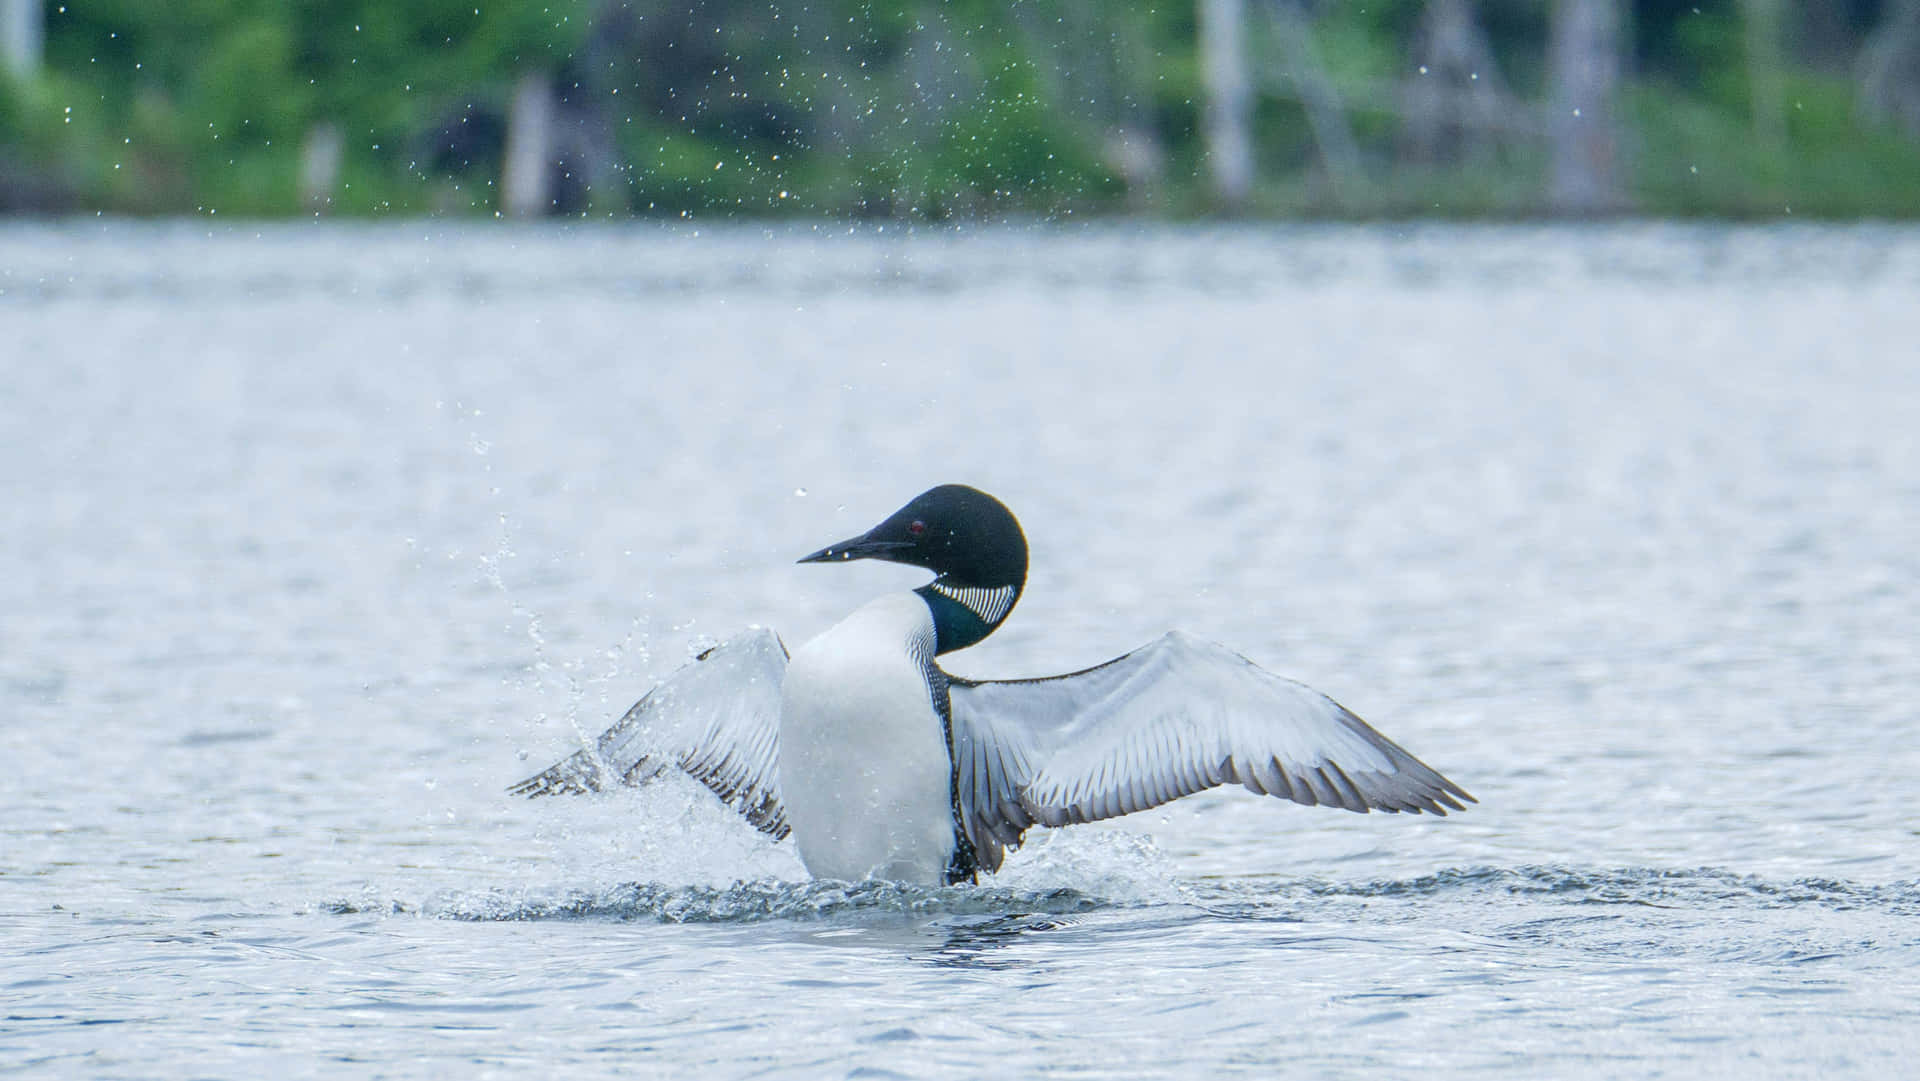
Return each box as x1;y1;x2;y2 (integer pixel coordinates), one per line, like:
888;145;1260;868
927;581;1019;626
915;579;1022;655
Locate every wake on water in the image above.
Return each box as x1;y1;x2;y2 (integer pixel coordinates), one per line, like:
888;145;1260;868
318;765;1199;924
325;878;1119;924
320;817;1193;925
317;862;1920;973
320;767;1920;938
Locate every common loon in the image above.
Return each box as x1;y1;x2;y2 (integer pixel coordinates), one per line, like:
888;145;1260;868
512;484;1474;885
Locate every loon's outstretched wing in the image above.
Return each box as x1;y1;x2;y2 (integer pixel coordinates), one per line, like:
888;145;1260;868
509;628;791;839
947;631;1473;868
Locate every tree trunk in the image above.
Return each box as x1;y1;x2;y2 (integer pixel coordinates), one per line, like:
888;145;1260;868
1107;8;1168;209
1741;0;1787;154
1199;0;1255;212
298;123;343;213
1859;0;1920;139
502;73;555;218
1547;0;1624;215
554;5;628;217
1400;0;1514;166
1269;1;1364;206
1;0;42;78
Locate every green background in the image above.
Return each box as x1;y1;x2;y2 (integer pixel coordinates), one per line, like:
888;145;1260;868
3;0;1918;218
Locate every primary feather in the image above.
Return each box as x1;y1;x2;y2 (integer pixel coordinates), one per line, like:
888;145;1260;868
509;629;791;839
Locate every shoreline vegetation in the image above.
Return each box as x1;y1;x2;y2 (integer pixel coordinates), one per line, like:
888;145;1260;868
3;0;1920;221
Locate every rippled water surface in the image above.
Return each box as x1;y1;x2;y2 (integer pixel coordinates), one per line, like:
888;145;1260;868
5;221;1919;1078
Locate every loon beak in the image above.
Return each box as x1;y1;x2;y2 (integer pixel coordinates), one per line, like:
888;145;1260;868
796;533;915;564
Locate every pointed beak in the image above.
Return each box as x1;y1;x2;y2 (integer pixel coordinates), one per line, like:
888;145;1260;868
796;533;915;564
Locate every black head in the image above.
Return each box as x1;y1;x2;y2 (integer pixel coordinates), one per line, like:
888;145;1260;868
797;484;1027;587
797;484;1028;652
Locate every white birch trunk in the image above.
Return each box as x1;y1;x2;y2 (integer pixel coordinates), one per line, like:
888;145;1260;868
298;123;343;212
1547;0;1624;215
502;73;555;219
1;0;41;78
1200;0;1255;211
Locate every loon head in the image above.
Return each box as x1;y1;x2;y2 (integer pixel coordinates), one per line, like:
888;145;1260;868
797;484;1028;654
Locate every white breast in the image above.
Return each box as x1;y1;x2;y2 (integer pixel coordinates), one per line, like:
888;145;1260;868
777;593;956;884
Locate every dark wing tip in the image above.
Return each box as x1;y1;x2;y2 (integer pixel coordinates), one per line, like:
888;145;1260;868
1404;768;1475;814
507;749;605;799
1417;778;1474;815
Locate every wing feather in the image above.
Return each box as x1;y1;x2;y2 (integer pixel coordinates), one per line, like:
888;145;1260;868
508;629;792;839
948;630;1474;853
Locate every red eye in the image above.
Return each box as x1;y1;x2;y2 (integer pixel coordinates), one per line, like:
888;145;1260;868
908;520;927;536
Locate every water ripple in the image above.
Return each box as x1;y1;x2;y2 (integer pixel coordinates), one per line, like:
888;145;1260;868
1249;865;1920;914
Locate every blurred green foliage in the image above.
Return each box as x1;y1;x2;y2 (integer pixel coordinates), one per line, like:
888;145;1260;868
2;0;1918;218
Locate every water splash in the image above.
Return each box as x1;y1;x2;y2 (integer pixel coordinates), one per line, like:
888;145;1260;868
323;878;1120;925
326;805;1194;925
990;828;1190;907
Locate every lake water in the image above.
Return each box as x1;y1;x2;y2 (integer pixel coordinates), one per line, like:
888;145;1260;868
4;220;1919;1078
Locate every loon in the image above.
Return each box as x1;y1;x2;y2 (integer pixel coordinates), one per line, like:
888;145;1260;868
511;484;1474;885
